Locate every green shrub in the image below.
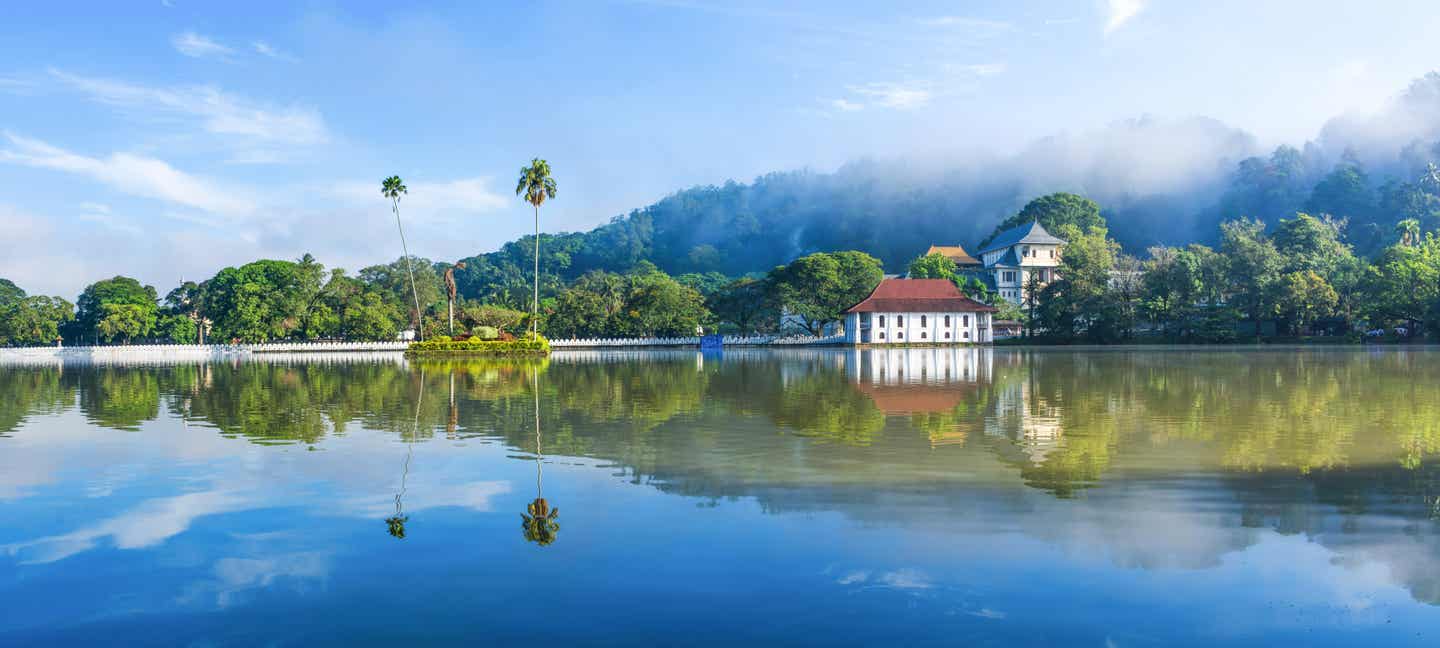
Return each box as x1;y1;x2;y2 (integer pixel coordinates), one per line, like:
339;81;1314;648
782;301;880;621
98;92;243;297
474;326;500;340
406;334;549;355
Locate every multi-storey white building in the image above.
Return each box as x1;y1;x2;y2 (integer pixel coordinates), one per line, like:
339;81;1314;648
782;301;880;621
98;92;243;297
976;221;1066;303
843;278;997;345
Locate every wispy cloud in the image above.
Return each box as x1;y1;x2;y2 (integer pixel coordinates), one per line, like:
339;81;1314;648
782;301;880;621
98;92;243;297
829;98;864;112
172;31;235;59
1104;0;1148;36
2;491;248;564
0;133;255;215
251;41;296;62
50;69;328;148
919;16;1012;31
847;82;932;110
77;202;143;236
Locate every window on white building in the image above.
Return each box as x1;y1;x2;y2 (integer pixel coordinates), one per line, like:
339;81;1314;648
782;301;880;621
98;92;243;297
878;315;885;327
921;332;927;339
944;315;951;327
1023;245;1030;257
920;315;927;327
963;315;969;326
897;315;904;326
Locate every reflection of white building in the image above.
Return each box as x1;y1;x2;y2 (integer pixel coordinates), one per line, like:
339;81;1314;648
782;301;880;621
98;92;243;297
848;347;993;385
847;348;995;446
843;279;996;345
985;377;1064;462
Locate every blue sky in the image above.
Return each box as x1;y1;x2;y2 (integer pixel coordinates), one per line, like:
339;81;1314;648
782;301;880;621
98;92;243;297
2;0;1438;297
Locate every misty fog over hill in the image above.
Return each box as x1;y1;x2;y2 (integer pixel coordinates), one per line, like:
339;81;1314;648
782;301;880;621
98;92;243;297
462;72;1440;286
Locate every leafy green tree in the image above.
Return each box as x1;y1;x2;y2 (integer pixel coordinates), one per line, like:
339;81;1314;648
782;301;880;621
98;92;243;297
675;271;730;297
907;252;957;280
982;193;1104;248
1277;270;1338;335
1141;244;1229;338
616;271;710;337
96;303;156;344
158;313;199;344
204;260;318;343
458;303;527;333
1033;226;1128;341
382;176;424;340
1305;161;1377;228
516;158;558;337
769;251;883;336
708;277;780;334
342;292;402;341
0;296;74;346
1220;219;1284;339
1367;236;1440;334
0;278;23;305
75;276;159;345
359;257;442;328
1211;145;1310;232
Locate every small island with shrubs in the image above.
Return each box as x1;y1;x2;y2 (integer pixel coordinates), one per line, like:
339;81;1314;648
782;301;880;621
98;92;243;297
406;324;550;354
406;329;550;356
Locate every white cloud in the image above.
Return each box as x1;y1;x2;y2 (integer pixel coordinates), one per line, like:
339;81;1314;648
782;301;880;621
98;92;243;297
829;98;864;112
1103;0;1148;36
172;31;235;59
2;491;248;564
251;41;296;61
949;63;1006;78
50;70;329;147
847;82;931;109
920;16;1012;31
0;133;255;215
876;568;932;589
77;202;143;236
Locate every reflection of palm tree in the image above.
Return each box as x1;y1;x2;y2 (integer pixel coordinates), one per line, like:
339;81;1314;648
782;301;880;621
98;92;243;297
386;368;425;540
521;367;560;545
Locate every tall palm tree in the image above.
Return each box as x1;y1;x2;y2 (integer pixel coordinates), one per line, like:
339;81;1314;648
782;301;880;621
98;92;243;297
381;176;424;341
1397;218;1421;247
515;159;557;337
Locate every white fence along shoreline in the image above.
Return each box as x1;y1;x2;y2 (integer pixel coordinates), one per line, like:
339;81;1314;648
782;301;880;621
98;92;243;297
0;335;849;364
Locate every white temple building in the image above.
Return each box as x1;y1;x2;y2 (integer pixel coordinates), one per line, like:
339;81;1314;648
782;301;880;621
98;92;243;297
843;278;997;345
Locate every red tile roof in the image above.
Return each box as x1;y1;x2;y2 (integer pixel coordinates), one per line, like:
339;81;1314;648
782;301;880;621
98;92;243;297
845;279;998;314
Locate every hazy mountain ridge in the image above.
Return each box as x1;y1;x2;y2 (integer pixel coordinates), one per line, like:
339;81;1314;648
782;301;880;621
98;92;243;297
450;74;1440;300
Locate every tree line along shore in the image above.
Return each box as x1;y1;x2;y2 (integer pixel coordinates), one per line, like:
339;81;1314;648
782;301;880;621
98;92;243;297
4;158;1440;347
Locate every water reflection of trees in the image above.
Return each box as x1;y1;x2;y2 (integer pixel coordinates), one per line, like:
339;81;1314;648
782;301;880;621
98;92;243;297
9;350;1440;602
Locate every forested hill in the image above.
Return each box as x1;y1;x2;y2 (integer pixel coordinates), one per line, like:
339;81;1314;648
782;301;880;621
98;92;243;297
447;73;1440;305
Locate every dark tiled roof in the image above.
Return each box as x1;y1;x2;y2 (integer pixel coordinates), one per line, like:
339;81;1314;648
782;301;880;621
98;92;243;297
987;247;1022;267
925;245;981;266
845;279;998;314
980;221;1067;254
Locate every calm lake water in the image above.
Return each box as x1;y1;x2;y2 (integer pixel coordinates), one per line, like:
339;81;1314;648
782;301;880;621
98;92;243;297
2;347;1440;645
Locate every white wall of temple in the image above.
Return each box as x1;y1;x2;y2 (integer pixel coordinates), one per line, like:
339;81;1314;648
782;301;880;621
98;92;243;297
852;311;993;344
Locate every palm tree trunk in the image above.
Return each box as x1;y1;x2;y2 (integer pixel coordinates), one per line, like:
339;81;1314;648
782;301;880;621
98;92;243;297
532;203;540;338
393;198;424;341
